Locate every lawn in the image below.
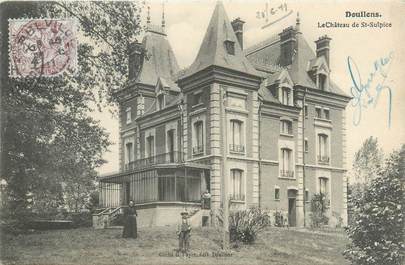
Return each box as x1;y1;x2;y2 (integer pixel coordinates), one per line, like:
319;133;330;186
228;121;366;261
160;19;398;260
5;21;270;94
1;226;349;265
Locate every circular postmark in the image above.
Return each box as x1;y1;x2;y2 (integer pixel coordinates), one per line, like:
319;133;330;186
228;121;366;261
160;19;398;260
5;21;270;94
10;19;77;77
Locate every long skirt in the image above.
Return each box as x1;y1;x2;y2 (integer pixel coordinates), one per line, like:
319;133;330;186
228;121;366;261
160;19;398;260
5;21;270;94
122;215;137;238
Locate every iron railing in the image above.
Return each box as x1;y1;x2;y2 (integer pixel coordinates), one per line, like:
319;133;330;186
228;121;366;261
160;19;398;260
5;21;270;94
229;144;245;153
192;145;204;155
230;194;245;201
125;151;182;171
318;155;330;164
280;170;294;178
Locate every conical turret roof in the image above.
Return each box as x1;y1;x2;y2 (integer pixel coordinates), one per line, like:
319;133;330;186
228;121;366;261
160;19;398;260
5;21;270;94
179;2;260;80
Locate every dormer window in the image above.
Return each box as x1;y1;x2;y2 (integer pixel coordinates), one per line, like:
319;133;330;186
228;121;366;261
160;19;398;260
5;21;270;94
224;40;235;55
318;73;327;90
157;93;165;110
281;87;290;105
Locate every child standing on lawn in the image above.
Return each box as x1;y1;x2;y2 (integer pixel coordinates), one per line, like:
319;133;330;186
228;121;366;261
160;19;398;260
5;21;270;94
177;211;191;253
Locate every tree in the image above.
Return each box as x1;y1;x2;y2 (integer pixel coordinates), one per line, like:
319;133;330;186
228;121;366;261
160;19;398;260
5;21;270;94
0;2;143;224
352;136;384;185
348;137;384;225
344;146;405;265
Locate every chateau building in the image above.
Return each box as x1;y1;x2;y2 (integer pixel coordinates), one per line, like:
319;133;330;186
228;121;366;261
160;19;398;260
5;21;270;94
97;2;350;228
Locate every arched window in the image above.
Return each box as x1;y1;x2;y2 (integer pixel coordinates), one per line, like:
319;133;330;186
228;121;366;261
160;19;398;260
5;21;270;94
317;133;329;164
230;169;244;201
230;119;244;153
280;148;294;178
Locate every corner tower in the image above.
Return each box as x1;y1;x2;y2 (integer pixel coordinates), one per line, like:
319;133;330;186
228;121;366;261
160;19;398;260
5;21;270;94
177;2;262;212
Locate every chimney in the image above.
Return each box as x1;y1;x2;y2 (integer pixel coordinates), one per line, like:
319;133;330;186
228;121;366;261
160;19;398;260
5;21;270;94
128;41;144;80
315;35;331;66
231;17;245;50
279;26;297;66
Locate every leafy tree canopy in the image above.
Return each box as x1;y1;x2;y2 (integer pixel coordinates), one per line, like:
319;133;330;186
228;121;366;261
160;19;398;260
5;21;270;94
0;1;143;221
344;146;405;265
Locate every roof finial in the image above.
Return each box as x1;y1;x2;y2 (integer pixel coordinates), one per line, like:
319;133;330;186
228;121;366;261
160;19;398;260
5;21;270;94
161;2;165;30
296;12;300;32
147;5;151;25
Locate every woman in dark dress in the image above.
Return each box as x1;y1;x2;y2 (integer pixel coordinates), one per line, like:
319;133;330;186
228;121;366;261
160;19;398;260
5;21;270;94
122;200;137;238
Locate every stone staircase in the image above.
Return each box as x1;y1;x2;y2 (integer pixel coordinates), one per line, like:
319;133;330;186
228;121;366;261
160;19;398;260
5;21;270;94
188;209;211;227
92;206;123;229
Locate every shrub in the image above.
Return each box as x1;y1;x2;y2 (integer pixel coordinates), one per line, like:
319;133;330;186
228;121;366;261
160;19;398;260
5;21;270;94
70;212;92;228
310;193;329;228
229;208;270;244
343;151;405;265
273;210;285;227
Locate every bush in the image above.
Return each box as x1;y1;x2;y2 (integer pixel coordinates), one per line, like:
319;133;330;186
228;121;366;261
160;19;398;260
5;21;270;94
69;212;92;228
273;210;285;227
229;208;270;244
343;151;405;265
310;193;329;228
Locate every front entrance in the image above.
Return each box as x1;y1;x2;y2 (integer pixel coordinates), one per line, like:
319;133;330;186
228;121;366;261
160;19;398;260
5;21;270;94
288;198;296;227
288;189;297;227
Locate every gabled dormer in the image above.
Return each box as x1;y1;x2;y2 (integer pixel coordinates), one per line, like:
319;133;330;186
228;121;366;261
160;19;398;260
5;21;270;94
266;69;294;106
307;55;330;91
307;35;332;91
155;77;181;111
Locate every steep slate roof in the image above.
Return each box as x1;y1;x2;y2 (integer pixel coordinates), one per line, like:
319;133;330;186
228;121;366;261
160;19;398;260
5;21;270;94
245;31;349;97
179;2;260;80
136;28;180;91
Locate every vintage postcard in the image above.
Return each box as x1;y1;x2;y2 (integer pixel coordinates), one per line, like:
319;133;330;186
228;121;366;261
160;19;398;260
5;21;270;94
1;0;404;265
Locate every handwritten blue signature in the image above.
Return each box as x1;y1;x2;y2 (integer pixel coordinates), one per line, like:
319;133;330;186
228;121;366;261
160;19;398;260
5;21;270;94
347;51;394;128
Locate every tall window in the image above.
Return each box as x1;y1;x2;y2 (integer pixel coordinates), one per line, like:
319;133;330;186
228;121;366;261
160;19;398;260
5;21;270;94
315;107;322;119
157;94;165;110
167;129;175;162
146;135;154;158
318;133;329;163
319;177;328;195
230;169;243;200
193;121;204;155
281;87;290;105
230;119;244;153
280;120;292;135
126;107;131;124
274;187;280;200
324;109;330;120
280;148;293;178
194;92;203;105
125;142;133;164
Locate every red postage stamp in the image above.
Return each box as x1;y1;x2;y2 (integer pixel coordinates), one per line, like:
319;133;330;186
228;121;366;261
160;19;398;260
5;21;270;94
9;19;77;78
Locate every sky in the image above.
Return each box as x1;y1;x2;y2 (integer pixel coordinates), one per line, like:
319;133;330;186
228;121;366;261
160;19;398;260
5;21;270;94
94;0;405;180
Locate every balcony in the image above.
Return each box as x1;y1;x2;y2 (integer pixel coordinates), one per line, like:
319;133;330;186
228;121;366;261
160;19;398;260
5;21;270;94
280;170;294;178
125;151;182;171
318;155;330;164
229;144;245;153
230;194;245;201
192;145;204;155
